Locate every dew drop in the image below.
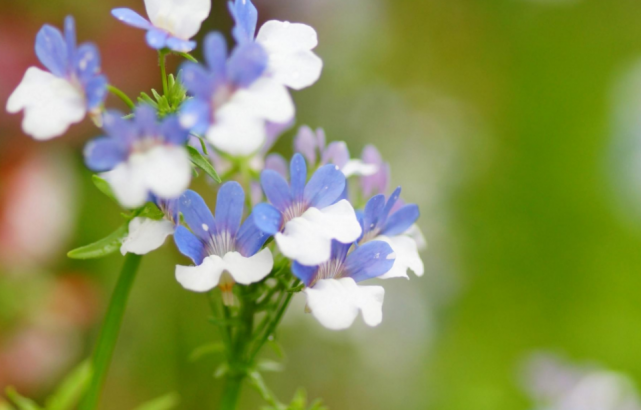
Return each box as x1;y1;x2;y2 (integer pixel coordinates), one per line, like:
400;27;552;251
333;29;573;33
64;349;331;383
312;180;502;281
202;224;209;231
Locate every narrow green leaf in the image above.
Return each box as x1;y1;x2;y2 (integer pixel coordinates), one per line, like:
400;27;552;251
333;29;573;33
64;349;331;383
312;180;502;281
214;363;229;379
136;202;164;220
5;388;42;410
67;224;128;259
187;146;221;183
175;52;198;63
151;89;162;101
132;393;179;410
189;343;225;362
92;175;116;202
257;360;284;373
45;361;91;410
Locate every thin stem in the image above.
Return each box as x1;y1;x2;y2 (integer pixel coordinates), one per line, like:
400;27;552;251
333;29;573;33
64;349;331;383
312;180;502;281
107;85;135;111
79;253;143;410
159;50;168;95
249;285;296;362
219;373;244;410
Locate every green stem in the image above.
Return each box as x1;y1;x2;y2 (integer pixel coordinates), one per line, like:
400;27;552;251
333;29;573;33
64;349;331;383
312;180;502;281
106;85;135;111
249;285;295;362
159;50;168;95
220;373;244;410
79;253;143;410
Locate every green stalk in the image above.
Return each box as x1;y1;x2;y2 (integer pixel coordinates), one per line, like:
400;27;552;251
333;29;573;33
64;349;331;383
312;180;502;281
219;374;244;410
106;85;135;111
159;50;168;96
79;253;143;410
249;286;295;362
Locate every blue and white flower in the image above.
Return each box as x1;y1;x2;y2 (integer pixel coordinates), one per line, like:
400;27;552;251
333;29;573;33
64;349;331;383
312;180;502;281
253;153;362;266
294;126;379;177
120;197;179;255
173;185;273;302
179;0;322;156
359;187;423;279
84;106;192;208
6;16;107;140
293;240;395;330
111;0;211;52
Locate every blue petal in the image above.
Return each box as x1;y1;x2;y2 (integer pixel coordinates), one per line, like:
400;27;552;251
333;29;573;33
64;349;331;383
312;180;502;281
236;213;271;257
362;194;386;235
228;0;258;44
260;169;293;212
203;32;227;78
84;74;108;110
35;24;68;77
178;98;211;135
215;182;245;236
102;110;136;146
166;36;196;53
382;204;420;236
264;154;288;179
180;62;214;99
303;164;346;209
83;137;127;172
174;226;207;265
145;28;168;49
64;16;76;68
343;240;395;282
289;153;307;202
134;105;158;136
178;190;217;242
227;43;268;87
381;186;401;225
292;262;319;287
252;203;283;235
330;240;351;263
111;8;152;30
74;43;101;85
160;116;189;145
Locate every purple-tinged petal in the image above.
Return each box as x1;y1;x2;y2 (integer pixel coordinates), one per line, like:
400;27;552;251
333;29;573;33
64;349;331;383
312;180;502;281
102;110;136;146
180;62;214;99
236;212;271;257
178;190;217;242
294;126;318;165
203;32;227;78
322;141;349;168
85;74;108;110
174;226;206;265
253;203;283;235
166;37;196;53
331;240;351;263
343;240;395;282
303;164;345;209
362;194;386;235
292;262;319;287
263;119;294;153
361;145;389;196
74;43;101;84
250;182;263;207
83;137;127;172
228;0;258;44
316;128;326;152
260;169;292;212
265;154;288;179
227;43;268;87
215;182;245;236
179;98;211;135
389;197;405;215
64;16;76;67
161;116;190;145
134;105;158;136
35;24;68;77
382;204;420;236
145;28;168;50
381;186;401;226
290;153;307;202
111;8;153;30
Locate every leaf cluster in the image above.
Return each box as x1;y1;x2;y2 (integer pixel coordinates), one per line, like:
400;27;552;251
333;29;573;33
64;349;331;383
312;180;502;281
138;74;186;118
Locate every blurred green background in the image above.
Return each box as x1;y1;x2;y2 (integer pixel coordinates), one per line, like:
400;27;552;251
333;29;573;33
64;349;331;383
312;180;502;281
2;0;641;409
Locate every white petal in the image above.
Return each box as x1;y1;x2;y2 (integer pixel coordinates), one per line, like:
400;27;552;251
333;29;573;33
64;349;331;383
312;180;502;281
207;103;265;156
175;255;225;292
341;159;378;178
102;163;149;209
376;235;424;279
135;146;192;199
232;77;295;123
304;278;384;330
276;200;362;265
144;0;211;39
256;21;322;90
120;217;175;255
7;67;86;140
404;224;427;251
223;248;274;285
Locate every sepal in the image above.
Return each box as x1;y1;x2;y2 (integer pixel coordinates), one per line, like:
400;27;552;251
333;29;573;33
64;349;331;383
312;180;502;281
187;146;221;182
67;224;128;259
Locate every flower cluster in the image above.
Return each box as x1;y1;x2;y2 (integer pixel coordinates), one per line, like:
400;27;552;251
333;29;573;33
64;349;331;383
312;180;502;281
6;0;424;333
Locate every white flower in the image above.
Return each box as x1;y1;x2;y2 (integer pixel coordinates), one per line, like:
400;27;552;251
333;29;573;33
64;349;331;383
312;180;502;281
120;217;175;255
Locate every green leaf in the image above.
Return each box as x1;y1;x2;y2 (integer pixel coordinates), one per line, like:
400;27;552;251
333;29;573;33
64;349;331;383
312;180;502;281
132;393;179;410
257;360;284;373
5;388;42;410
67;224;128;259
45;361;91;410
189;343;224;362
92;175;116;202
187;146;221;183
213;363;229;379
136;202;165;220
174;52;198;63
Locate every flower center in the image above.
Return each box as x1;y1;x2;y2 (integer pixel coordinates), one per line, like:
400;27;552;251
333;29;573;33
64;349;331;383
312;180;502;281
131;137;162;154
359;226;381;244
282;201;308;225
311;258;345;286
206;230;235;257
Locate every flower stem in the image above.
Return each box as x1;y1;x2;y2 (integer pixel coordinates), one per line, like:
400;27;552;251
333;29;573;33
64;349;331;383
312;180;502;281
106;85;135;111
79;253;143;410
159;50;169;96
220;373;244;410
